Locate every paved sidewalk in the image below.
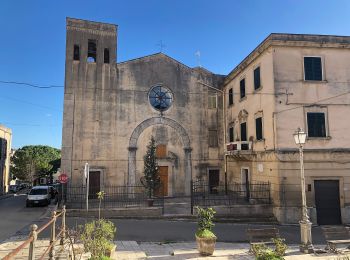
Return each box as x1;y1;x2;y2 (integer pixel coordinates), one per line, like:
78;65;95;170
1;237;348;259
114;241;345;260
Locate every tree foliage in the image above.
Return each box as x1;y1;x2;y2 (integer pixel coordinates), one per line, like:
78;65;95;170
10;145;61;182
140;136;160;198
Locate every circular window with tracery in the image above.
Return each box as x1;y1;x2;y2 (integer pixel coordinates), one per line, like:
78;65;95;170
148;85;173;112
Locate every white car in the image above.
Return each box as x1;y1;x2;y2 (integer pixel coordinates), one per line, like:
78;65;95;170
26;186;51;207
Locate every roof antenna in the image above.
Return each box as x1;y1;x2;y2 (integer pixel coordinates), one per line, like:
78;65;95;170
195;50;201;67
157;40;166;53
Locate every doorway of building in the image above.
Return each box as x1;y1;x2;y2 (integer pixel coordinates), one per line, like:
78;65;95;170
155;166;168;196
314;180;341;225
241;168;250;201
89;171;100;199
209;170;220;194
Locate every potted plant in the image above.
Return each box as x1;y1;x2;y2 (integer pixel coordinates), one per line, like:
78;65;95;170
79;191;117;259
195;206;217;256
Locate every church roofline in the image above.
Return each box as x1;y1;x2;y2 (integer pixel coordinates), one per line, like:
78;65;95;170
118;52;217;74
224;33;350;85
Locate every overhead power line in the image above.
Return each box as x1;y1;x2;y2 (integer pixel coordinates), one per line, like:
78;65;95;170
0;80;63;89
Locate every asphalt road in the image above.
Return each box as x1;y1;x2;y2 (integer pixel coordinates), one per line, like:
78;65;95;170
0;193;48;242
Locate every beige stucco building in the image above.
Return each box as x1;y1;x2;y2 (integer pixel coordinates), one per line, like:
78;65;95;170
224;34;350;224
0;125;12;194
61;18;350;224
61;18;224;197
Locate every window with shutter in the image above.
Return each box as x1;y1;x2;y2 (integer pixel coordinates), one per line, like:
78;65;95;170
156;144;167;158
254;67;261;90
229;126;234;142
255;117;263;140
240;79;246;99
228;88;233;105
208;130;218;147
307;112;326;137
208;94;217;109
304;57;322;81
240;122;247;141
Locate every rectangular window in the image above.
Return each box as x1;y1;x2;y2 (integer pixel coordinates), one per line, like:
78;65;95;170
156;144;167;158
104;48;110;64
209;130;218;147
87;39;97;63
229;126;234;142
240;122;247;141
307;112;326;137
255;117;263;140
304;57;322;81
73;45;80;61
240;78;246;99
208;94;217;109
228;88;233;105
254;67;261;90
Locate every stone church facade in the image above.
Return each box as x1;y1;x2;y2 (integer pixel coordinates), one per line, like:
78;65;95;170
62;18;350;225
61;18;224;196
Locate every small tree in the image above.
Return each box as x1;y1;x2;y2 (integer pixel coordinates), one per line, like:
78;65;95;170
97;191;105;220
140;136;161;198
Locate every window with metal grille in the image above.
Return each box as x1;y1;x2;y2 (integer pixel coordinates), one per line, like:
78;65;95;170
208;130;218;147
104;48;110;64
73;45;80;61
240;122;247;141
229;126;234;142
255;117;263;140
208;94;217;109
304;57;322;81
254;67;261;90
228;88;233;105
87;39;97;63
307;112;326;137
240;78;246;99
156;144;167;158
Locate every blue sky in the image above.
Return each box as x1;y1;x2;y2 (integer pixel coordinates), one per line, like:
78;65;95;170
1;0;350;149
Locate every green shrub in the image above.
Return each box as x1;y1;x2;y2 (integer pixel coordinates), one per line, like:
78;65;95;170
251;238;288;260
79;219;116;259
195;207;217;238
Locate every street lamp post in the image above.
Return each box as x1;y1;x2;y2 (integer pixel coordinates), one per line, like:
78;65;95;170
293;128;313;253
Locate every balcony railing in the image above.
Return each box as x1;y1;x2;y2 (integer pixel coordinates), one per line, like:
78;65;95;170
225;141;252;154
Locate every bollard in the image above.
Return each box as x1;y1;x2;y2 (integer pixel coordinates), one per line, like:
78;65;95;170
60;205;66;245
49;211;56;259
28;224;38;260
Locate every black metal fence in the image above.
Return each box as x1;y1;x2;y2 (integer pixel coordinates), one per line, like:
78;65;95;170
191;180;271;213
63;184;165;212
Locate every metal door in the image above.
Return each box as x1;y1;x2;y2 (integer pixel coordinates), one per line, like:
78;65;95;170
314;180;341;225
89;171;100;199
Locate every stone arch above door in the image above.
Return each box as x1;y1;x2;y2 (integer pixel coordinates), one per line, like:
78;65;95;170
129;117;191;149
127;116;192;195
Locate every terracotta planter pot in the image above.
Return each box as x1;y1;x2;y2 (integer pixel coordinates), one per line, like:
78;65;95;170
195;235;216;256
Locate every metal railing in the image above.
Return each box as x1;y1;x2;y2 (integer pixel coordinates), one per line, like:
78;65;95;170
191;180;271;214
65;184;165;212
3;206;66;260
